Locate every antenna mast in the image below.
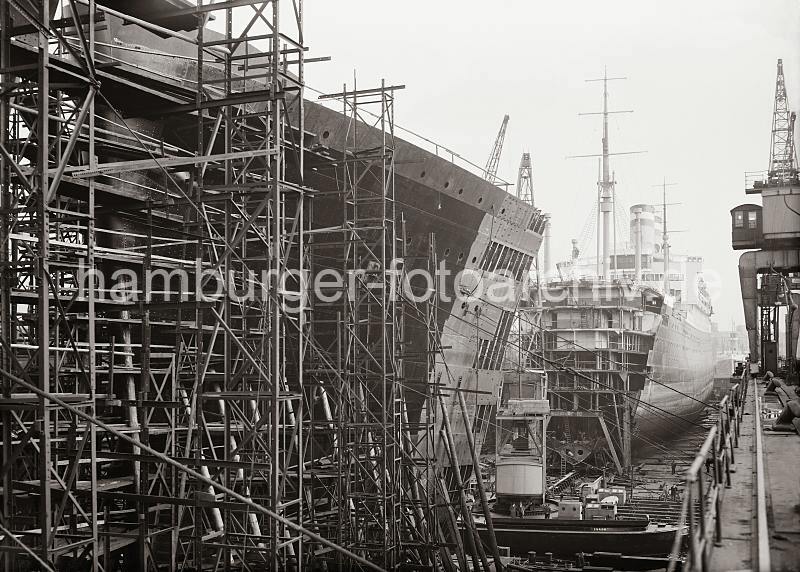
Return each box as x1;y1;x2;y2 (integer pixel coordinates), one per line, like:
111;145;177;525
485;114;510;183
600;71;613;279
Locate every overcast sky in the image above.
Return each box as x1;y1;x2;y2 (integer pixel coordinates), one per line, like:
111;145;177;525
303;1;800;328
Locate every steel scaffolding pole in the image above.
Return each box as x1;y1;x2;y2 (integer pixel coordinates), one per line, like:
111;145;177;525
1;1;103;569
1;1;313;569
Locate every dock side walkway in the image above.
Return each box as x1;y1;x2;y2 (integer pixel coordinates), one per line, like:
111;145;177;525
709;376;800;572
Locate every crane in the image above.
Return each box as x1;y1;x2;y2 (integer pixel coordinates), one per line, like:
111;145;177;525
768;58;798;185
517;152;534;205
484;114;509;183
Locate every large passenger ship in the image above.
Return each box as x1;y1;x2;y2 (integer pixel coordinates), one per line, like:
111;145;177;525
531;203;716;472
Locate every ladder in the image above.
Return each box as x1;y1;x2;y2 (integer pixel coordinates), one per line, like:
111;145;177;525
561;424;572;476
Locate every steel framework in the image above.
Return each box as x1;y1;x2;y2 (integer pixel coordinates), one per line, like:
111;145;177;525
0;2;495;570
768;58;798;184
307;82;450;569
0;1;316;569
516;152;534;206
484;114;509;184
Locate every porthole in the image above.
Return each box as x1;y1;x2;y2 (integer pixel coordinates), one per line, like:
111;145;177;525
420;170;426;178
322;130;330;139
458;188;464;195
500;208;506;214
444;248;451;256
457;252;464;262
444;181;450;189
478;197;483;204
471;256;477;263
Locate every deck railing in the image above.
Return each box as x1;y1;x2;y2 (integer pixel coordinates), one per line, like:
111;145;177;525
666;377;747;572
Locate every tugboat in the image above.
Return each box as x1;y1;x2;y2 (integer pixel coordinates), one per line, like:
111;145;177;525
470;369;684;559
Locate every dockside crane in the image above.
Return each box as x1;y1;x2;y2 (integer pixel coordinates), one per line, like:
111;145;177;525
517;152;551;275
485;114;510;183
757;58;799;372
517;152;535;205
768;58;798;185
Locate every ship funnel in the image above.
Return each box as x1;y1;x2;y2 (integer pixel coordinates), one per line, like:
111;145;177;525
542;214;551;278
630;204;657;255
632;207;643;281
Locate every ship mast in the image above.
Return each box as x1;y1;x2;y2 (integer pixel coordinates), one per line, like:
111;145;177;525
661;178;670;295
576;69;638;279
572;70;645;279
656;178;679;295
600;71;613;280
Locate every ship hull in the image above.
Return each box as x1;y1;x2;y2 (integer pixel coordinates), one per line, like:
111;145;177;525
636;305;716;439
301;101;545;468
471;517;681;558
8;11;547;474
533;281;715;469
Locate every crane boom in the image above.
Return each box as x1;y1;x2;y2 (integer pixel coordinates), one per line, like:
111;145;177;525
485;114;509;183
768;59;798;184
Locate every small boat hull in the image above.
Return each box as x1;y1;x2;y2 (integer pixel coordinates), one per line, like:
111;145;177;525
471;518;681;558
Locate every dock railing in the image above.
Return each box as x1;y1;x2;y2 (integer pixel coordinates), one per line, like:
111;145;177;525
666;378;747;572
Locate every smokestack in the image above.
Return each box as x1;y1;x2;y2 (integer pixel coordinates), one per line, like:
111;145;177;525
542;214;551;278
633;207;642;281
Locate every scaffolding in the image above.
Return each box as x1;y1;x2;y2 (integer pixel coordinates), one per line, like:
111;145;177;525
1;1;103;568
0;2;499;570
307;82;445;568
0;1;313;569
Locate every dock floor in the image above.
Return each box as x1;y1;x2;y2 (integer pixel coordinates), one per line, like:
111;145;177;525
709;378;800;572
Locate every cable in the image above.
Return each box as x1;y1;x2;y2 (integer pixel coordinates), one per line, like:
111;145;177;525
520;310;718;411
425;308;703;437
471;291;717;411
399;292;707;439
434;290;716;423
406;296;711;455
401;300;701;468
